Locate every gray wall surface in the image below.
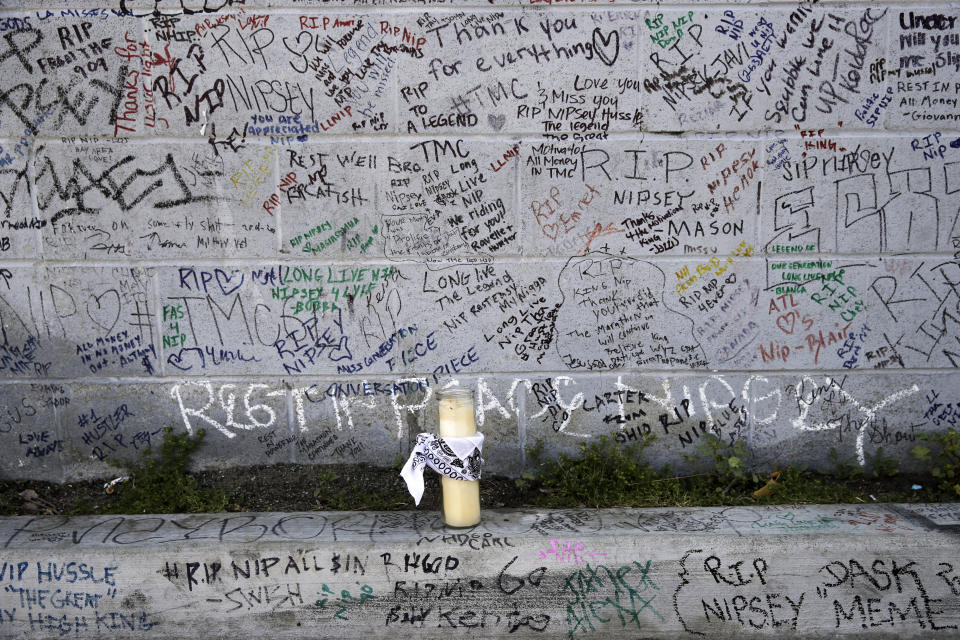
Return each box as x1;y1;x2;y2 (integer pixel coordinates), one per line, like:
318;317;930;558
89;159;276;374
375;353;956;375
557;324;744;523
1;0;960;480
0;504;957;638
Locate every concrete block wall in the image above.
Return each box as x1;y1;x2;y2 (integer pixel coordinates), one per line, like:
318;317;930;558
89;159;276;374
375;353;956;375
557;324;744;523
0;0;959;480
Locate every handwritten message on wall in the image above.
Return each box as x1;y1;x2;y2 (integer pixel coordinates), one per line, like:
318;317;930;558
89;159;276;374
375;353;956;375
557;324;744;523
0;505;957;637
0;0;958;479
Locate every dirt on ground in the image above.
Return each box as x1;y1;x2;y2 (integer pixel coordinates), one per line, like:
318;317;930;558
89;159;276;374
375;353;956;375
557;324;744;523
1;463;953;517
0;463;528;516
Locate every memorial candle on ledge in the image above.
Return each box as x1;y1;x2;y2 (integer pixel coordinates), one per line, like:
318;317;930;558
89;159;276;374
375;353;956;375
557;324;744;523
438;388;481;527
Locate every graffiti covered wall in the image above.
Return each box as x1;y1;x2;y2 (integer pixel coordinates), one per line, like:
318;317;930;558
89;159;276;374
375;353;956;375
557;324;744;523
0;504;958;638
0;0;959;480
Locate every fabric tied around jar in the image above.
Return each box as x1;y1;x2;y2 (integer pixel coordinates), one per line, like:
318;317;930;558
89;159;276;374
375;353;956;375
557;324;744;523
400;432;484;505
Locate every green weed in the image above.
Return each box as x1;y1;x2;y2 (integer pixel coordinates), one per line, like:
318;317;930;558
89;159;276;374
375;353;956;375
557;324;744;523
523;434;658;508
313;469;410;510
683;434;752;494
516;432;950;508
10;426;953;517
913;428;960;496
867;447;900;479
833;446;902;480
104;428;227;514
828;447;863;481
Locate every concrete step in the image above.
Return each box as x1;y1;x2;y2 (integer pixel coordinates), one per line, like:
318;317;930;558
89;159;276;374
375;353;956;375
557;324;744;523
0;503;958;639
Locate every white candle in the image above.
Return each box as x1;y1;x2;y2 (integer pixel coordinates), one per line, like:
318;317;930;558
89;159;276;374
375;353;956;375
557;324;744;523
438;388;481;528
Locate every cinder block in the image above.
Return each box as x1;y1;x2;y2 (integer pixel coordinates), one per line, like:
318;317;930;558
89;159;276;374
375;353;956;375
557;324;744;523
0;383;63;481
0;267;159;381
760;133;956;256
0;149;40;258
394;10;641;136
145;12;399;138
36;140;279;259
639;7;891;132
746;372;960;473
278;137;519;260
885;8;960;130
0;13;141;139
519;135;761;258
58;382;174;480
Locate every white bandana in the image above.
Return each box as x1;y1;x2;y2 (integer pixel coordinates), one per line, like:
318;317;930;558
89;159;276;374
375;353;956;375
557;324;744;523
400;432;485;505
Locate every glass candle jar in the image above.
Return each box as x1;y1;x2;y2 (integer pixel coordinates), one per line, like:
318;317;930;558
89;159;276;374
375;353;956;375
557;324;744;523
437;387;481;527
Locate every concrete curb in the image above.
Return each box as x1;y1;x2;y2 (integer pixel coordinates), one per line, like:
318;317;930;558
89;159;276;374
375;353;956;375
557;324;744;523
0;503;958;638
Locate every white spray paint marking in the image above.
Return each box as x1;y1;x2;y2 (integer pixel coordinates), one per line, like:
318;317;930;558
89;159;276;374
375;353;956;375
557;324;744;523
743;375;781;426
698;376;735;431
254;384;284;426
390;377;431;439
839;383;920;466
551;376;589;438
291;387;309;432
646;378;675;411
792;377;920;465
171;381;222;437
476;377;511;427
615;375;639;426
170;381;283;439
337;382;379;432
507;378;534;416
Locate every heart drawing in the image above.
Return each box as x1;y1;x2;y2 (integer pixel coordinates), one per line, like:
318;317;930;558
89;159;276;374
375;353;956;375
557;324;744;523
541;223;560;240
167;348;203;371
592;28;620;67
86;290;121;336
215;269;245;296
776;313;796;334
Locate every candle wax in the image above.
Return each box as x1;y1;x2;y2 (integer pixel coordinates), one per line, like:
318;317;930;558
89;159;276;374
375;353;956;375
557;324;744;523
438;395;481;528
